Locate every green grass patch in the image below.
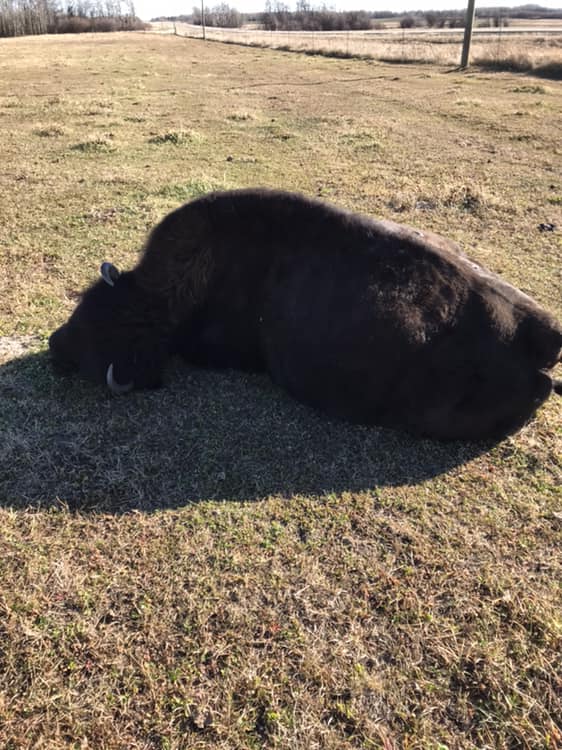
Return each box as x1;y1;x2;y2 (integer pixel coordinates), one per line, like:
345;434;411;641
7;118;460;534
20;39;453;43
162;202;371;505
71;135;116;152
148;129;204;145
157;179;224;202
511;84;550;94
34;125;67;137
227;112;255;122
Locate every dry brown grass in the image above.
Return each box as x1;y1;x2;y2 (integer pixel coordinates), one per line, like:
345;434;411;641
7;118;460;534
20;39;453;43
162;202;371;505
163;21;562;75
0;32;561;749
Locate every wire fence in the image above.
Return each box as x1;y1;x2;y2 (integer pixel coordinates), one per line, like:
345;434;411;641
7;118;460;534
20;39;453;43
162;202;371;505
149;21;562;72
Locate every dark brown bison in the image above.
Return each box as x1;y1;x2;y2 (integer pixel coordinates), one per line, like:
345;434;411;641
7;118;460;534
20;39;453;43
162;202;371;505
49;188;562;440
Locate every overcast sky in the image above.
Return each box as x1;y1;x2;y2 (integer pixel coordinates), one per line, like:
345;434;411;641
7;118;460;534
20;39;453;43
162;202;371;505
137;1;562;20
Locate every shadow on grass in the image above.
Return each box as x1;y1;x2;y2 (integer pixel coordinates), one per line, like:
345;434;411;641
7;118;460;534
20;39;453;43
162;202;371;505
0;349;490;512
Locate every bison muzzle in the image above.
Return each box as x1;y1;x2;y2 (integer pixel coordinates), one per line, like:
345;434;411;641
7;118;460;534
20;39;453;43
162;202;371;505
49;188;562;440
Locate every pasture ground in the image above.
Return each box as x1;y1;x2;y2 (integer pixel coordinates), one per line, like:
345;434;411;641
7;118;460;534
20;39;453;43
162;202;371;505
0;32;561;749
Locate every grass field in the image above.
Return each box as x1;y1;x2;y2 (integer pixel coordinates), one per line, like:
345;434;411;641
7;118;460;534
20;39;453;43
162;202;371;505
162;21;562;76
0;31;561;749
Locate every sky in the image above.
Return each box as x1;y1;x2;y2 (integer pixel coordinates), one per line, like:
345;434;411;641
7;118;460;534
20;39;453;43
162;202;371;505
137;1;562;20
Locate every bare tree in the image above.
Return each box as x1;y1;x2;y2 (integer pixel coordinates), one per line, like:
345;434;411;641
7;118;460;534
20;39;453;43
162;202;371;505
0;0;144;36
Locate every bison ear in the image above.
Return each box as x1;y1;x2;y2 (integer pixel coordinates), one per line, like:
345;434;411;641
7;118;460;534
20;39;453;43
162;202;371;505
100;262;120;287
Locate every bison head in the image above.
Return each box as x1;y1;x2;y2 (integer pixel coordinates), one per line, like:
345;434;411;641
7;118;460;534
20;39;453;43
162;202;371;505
49;263;169;393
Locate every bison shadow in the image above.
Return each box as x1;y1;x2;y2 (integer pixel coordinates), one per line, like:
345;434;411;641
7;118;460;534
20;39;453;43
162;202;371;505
0;349;490;512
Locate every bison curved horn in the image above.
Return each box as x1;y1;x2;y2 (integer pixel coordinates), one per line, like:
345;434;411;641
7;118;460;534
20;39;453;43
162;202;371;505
100;262;120;287
106;363;133;395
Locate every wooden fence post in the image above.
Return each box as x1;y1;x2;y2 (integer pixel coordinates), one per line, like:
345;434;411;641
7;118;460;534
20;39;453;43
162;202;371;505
460;0;476;68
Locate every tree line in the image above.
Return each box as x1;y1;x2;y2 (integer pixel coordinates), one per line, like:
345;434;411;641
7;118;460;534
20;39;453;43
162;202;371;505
261;1;371;31
0;0;146;36
399;10;507;29
191;2;242;28
159;3;562;33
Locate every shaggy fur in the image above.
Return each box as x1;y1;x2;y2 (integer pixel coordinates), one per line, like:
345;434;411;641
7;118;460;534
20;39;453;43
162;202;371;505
49;188;562;440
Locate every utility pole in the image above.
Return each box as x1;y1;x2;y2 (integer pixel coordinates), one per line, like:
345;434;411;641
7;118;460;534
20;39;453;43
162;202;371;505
460;0;476;68
201;0;206;39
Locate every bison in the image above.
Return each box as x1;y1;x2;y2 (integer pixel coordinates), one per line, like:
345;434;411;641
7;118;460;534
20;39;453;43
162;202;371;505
49;188;562;440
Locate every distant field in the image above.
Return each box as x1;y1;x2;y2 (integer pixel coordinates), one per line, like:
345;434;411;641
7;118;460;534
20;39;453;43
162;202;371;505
156;19;562;73
0;32;561;749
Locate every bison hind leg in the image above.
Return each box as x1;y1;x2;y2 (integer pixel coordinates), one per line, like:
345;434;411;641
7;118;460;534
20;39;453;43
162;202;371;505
452;366;553;440
395;359;553;441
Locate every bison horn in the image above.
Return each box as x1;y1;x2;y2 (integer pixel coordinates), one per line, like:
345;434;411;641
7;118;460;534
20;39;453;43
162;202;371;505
100;262;120;287
106;363;133;395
